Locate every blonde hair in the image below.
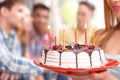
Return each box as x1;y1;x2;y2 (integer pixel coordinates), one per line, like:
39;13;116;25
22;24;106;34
97;0;119;48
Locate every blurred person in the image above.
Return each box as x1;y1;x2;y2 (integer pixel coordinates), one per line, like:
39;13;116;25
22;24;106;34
66;1;97;44
0;0;31;80
15;3;44;80
94;0;120;79
57;1;97;80
61;0;120;80
26;3;54;80
0;0;43;80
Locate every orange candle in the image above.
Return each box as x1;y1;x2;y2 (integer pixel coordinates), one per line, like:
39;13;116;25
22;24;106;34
92;26;95;45
74;24;77;44
63;25;66;50
48;25;51;48
84;23;88;50
59;29;62;44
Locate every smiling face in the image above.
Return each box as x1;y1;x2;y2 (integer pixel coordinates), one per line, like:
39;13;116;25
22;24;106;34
33;8;49;35
107;0;120;20
0;3;31;30
8;3;31;30
77;4;94;27
20;8;32;31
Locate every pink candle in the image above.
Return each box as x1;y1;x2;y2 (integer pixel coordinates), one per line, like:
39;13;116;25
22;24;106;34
85;23;88;50
48;25;52;48
74;24;77;44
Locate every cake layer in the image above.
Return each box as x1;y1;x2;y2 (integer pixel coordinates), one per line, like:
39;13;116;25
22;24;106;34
61;52;76;68
41;45;108;68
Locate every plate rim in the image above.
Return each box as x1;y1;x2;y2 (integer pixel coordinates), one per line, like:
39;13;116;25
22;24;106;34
34;58;119;72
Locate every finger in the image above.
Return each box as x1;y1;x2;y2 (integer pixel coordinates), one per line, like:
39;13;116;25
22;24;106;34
4;73;9;80
10;74;15;80
0;73;4;80
0;72;6;80
15;75;19;80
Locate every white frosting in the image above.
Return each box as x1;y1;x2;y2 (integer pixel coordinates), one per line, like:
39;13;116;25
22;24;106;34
61;52;76;68
100;50;107;63
91;50;102;67
78;52;91;68
41;51;60;66
41;49;107;68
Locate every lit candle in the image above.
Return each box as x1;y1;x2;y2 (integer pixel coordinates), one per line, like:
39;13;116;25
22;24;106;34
92;25;95;45
85;23;88;50
59;28;62;44
63;25;66;50
48;25;51;48
74;24;77;44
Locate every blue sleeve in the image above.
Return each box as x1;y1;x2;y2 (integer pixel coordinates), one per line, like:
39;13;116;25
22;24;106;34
0;43;43;76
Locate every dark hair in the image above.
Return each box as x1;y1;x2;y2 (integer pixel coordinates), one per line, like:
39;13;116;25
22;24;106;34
0;0;26;10
79;1;95;11
33;3;50;12
0;2;3;9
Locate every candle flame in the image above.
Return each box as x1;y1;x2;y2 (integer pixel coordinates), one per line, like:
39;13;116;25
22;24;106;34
48;25;51;30
85;23;87;29
74;24;77;29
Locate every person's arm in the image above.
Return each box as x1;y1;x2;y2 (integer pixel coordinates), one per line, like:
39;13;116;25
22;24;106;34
94;71;118;80
0;43;43;76
104;75;118;80
71;71;118;80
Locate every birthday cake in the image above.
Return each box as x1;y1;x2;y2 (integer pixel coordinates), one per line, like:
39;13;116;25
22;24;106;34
40;44;108;68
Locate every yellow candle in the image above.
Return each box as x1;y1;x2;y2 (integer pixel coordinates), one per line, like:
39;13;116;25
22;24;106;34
74;24;77;44
59;29;62;44
92;26;95;45
47;25;51;48
63;25;66;50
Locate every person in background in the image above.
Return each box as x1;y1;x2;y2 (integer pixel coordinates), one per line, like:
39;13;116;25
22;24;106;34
0;0;43;80
57;1;97;80
62;0;120;80
0;0;31;79
66;1;97;44
26;3;54;80
58;1;97;80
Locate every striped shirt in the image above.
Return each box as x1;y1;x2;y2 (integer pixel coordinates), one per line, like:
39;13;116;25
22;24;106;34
0;29;43;76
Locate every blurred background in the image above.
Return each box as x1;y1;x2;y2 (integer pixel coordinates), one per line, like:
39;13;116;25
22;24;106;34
0;0;106;80
0;0;105;29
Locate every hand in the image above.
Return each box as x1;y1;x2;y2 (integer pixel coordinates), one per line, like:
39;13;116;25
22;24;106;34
72;71;118;80
71;75;93;80
56;70;118;80
32;75;44;80
9;74;19;80
0;72;19;80
0;72;9;80
94;71;118;80
55;71;93;80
